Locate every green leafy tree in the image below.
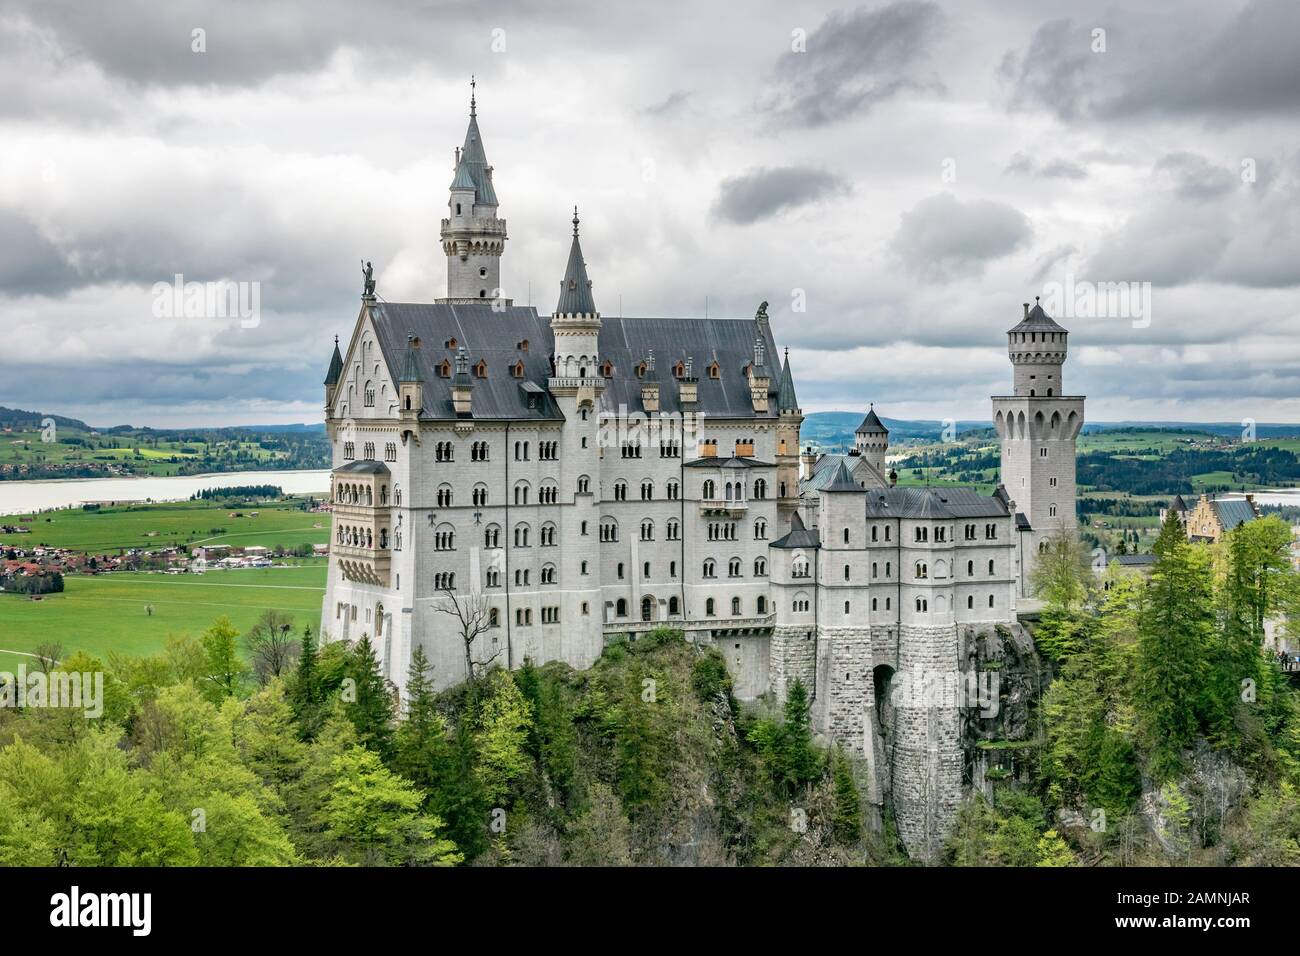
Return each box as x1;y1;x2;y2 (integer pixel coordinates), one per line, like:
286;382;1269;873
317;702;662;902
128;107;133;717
200;615;248;702
316;745;461;866
1136;510;1216;779
474;671;534;806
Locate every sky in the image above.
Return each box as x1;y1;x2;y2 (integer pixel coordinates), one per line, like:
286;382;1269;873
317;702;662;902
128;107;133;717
0;0;1297;428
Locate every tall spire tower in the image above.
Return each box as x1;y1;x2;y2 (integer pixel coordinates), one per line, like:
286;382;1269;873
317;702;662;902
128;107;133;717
992;297;1085;595
438;77;509;304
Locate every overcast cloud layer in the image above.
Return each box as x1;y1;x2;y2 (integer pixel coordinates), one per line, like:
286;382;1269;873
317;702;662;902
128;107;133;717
0;0;1297;427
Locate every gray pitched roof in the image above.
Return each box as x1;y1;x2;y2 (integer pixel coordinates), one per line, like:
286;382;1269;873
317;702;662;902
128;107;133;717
804;453;888;492
324;337;343;385
597;315;782;419
1211;498;1258;531
856;406;888;434
364;302;784;423
367;302;562;421
555;213;597;315
1116;553;1157;566
861;486;1012;520
771;512;821;550
1170;494;1189;512
823;459;861;492
336;460;391;475
776;348;799;412
1008;299;1068;335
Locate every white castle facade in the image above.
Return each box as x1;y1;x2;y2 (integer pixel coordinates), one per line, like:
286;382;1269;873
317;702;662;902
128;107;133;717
320;90;1084;859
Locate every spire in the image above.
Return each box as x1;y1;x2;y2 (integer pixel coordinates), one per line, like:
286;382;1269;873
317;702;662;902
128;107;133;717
776;347;799;413
399;334;423;383
555;208;597;315
458;79;497;205
324;334;343;385
470;75;476;116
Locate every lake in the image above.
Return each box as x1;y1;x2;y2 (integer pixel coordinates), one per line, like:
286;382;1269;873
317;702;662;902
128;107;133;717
0;469;332;514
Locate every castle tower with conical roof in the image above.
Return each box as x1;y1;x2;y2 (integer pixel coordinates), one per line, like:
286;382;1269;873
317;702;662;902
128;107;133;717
992;297;1085;594
439;78;508;303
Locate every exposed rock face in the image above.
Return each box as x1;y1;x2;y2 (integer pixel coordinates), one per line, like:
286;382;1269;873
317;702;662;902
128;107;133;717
1140;742;1249;859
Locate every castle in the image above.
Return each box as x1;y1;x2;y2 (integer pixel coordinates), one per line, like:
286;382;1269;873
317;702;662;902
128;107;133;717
320;88;1085;859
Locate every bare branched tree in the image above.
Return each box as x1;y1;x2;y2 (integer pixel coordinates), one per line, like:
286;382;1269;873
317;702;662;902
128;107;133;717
33;642;63;675
244;609;301;684
432;585;500;683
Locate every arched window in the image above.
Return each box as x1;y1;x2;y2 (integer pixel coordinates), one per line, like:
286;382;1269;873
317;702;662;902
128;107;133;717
616;598;628;618
706;598;716;616
731;596;741;615
757;595;767;615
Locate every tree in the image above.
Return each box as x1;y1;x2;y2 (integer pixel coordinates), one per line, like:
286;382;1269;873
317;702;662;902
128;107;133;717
244;609;300;684
1136;510;1216;780
474;671;534;806
291;624;321;736
343;636;394;759
432;585;500;683
316;745;461;866
200;615;248;702
830;748;862;844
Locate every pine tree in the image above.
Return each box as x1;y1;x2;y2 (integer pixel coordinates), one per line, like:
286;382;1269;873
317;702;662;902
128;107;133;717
345;636;395;759
1136;509;1215;779
830;747;862;844
291;624;320;737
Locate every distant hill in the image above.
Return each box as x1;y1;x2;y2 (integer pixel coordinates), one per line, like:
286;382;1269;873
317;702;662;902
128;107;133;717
801;412;1300;452
0;406;93;432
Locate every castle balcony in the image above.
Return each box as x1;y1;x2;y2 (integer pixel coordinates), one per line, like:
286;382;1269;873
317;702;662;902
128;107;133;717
700;498;749;514
439;218;508;237
332;542;391;587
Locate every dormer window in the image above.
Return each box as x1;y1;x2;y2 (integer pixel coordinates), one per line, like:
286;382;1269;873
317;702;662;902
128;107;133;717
517;339;529;352
601;360;613;378
512;360;525;378
438;359;451;378
674;361;685;379
636;363;646;378
708;361;720;379
445;337;457;350
475;359;488;378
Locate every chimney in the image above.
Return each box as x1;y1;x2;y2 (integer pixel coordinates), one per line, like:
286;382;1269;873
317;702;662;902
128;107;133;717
1023;302;1030;319
680;356;697;404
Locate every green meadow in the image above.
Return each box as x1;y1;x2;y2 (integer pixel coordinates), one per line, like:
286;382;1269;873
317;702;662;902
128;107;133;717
0;565;327;672
2;498;329;552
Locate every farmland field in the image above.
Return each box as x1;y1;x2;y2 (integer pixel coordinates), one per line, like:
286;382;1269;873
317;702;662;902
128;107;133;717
0;565;327;672
1;498;329;552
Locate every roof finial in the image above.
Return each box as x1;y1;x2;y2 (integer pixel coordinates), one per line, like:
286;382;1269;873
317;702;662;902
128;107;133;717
334;334;338;346
470;75;476;116
572;205;580;237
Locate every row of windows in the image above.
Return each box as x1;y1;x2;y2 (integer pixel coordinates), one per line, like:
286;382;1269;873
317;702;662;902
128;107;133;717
700;479;767;500
702;557;768;578
787;594;1000;614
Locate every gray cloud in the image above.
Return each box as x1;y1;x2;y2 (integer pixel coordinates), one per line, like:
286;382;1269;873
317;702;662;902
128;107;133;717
712;166;851;224
760;1;945;127
1088;152;1300;288
0;212;79;295
1002;1;1300;123
1005;152;1087;180
889;192;1032;283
